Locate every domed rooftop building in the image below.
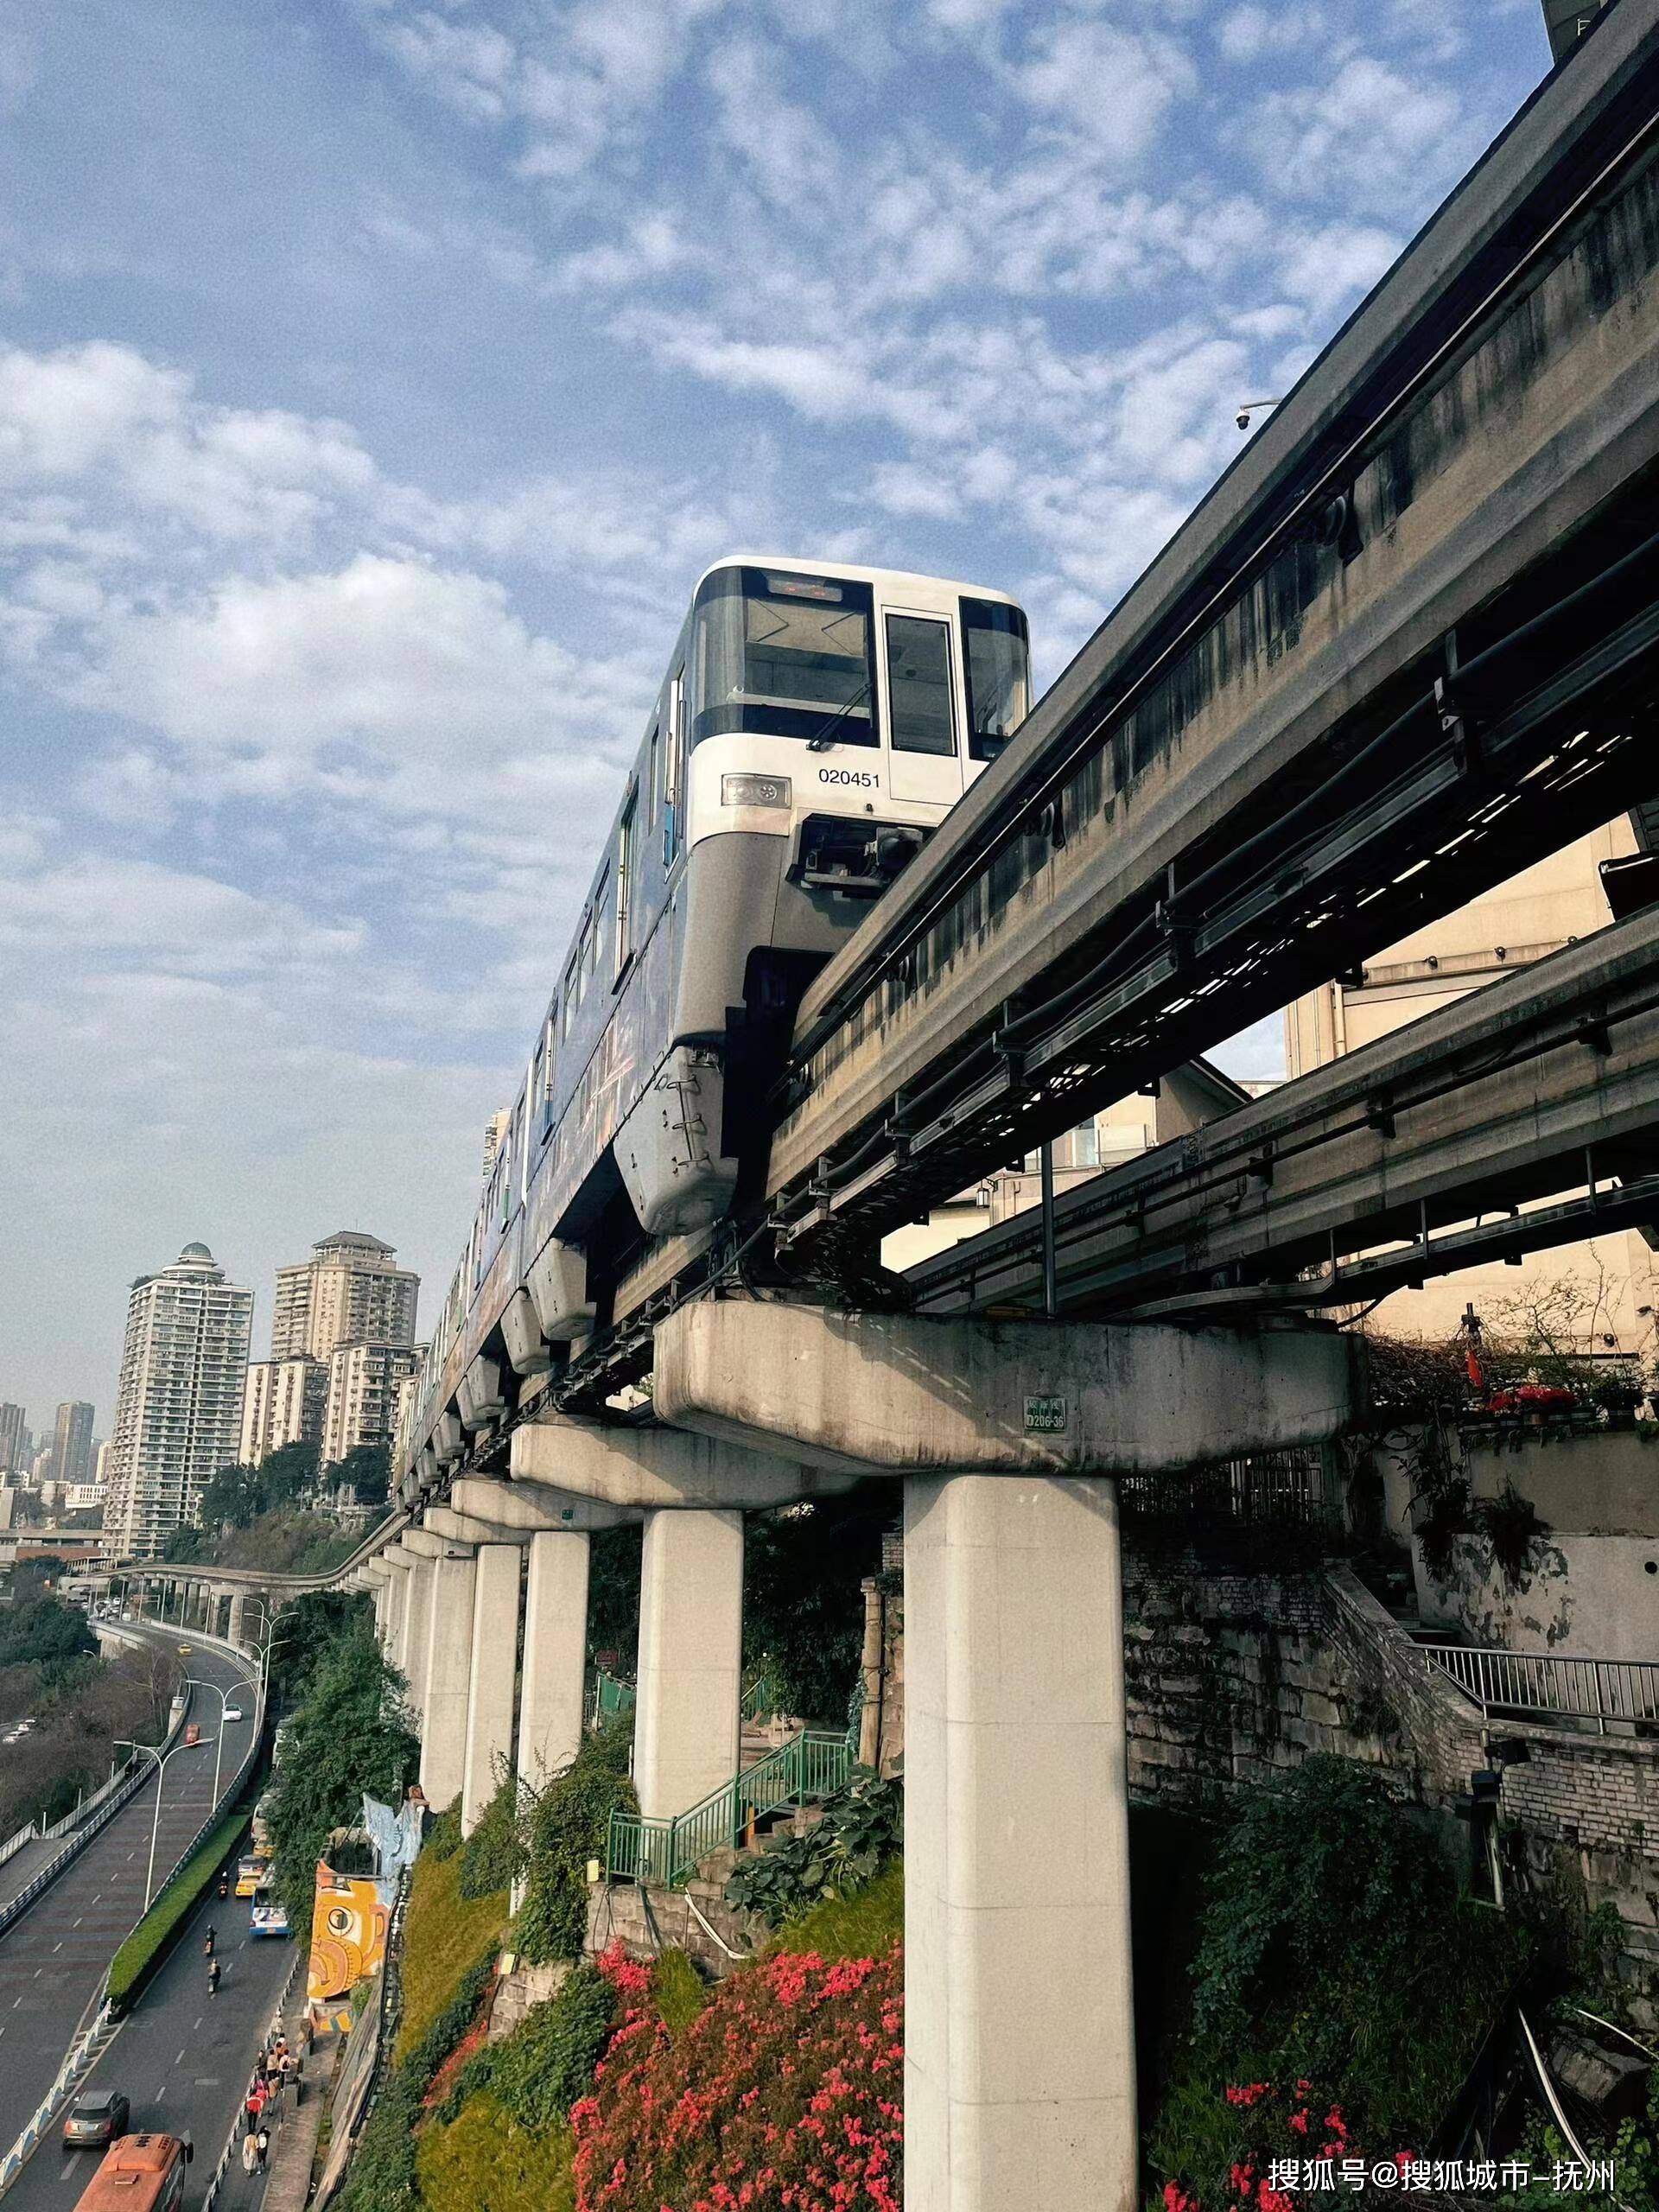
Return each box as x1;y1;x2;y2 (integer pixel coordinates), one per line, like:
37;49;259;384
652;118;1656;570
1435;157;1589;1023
106;1241;253;1559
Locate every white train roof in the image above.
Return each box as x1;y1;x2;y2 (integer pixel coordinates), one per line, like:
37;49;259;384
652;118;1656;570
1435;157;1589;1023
693;553;1024;609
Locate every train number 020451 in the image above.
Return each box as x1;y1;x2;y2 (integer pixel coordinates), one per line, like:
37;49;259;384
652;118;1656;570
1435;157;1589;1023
817;767;880;787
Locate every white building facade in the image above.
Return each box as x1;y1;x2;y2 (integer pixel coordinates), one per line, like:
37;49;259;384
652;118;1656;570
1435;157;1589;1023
269;1231;418;1363
105;1243;254;1559
322;1340;425;1465
239;1355;328;1465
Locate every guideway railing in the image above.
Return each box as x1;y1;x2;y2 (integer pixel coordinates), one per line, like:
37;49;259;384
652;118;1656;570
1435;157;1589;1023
607;1726;855;1889
1421;1644;1659;1734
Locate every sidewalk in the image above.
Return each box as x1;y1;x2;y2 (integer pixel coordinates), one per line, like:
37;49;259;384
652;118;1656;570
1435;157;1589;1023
215;1992;345;2212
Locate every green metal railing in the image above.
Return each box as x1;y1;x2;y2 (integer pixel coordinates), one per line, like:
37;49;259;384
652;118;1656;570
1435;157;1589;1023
607;1724;856;1889
741;1658;787;1724
592;1670;637;1724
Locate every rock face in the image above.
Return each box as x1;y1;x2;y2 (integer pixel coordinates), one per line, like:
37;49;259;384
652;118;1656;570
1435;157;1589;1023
845;1546;1659;2030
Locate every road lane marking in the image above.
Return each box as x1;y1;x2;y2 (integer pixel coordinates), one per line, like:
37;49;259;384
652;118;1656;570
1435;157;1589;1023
72;1916;81;1928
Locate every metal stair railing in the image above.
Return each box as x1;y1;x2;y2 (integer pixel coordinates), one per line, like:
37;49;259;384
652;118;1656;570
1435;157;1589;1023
607;1725;856;1890
591;1670;637;1725
1421;1643;1659;1733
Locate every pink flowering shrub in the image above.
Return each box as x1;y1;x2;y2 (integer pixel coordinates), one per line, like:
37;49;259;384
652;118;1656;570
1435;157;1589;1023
1160;2080;1356;2212
572;1944;903;2211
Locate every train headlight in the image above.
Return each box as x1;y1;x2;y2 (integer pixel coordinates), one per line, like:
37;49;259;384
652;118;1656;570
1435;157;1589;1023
721;772;792;810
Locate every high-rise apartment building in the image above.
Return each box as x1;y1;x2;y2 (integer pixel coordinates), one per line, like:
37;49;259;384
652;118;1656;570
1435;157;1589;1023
0;1403;25;1475
49;1401;95;1488
239;1357;328;1466
105;1243;254;1559
269;1232;418;1363
321;1340;426;1465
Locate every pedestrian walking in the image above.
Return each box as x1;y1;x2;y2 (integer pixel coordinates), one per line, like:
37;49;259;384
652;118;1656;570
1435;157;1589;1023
241;2133;258;2177
255;2126;270;2173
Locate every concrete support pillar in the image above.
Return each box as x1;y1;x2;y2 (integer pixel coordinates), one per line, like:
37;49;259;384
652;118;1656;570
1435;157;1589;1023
461;1546;521;1835
904;1473;1135;2212
419;1550;478;1812
517;1530;590;1796
634;1509;744;1824
383;1567;407;1669
227;1591;247;1649
403;1555;435;1725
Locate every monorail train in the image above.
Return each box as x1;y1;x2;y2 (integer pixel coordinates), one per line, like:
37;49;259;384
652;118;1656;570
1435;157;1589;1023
395;556;1032;1499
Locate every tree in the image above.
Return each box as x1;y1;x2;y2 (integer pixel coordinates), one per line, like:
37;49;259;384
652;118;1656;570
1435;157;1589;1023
743;1485;891;1725
268;1590;373;1707
260;1439;319;1509
267;1617;418;1936
323;1441;389;1510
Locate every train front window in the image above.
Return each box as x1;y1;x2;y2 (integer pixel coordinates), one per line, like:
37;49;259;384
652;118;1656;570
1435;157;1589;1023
962;598;1032;762
886;613;957;756
691;568;878;747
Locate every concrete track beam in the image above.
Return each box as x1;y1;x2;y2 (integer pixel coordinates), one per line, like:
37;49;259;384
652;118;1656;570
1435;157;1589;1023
653;1301;1356;1475
452;1476;636;1534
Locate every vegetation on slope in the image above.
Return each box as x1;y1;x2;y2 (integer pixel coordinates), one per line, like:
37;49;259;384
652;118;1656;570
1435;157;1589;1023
264;1605;418;1938
1147;1757;1537;2209
0;1592;177;1837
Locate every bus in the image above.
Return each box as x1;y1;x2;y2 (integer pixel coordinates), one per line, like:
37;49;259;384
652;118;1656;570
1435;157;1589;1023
73;2133;193;2211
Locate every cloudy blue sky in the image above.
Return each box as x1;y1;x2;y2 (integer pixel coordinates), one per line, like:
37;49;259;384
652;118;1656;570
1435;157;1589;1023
0;0;1551;1426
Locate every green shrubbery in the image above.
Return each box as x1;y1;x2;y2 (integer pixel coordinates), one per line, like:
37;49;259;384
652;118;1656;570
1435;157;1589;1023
458;1772;523;1901
265;1613;418;1939
514;1716;635;1966
416;2094;575;2212
435;1961;617;2130
1147;1756;1536;2207
106;1806;250;2013
397;1839;511;2057
724;1770;901;1926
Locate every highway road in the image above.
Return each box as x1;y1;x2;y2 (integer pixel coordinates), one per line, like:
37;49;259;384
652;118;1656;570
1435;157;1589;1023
3;1859;299;2210
0;1623;261;2183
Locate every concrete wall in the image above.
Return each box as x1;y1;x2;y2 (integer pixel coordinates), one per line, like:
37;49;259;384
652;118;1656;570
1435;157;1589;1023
1462;1428;1659;1535
1417;1533;1658;1661
1375;1424;1659;1657
1117;1558;1658;2026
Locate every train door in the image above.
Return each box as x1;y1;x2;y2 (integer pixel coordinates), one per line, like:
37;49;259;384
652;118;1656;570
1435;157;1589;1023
880;607;968;808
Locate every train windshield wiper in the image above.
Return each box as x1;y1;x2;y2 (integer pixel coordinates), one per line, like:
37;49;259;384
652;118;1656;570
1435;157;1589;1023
806;681;872;752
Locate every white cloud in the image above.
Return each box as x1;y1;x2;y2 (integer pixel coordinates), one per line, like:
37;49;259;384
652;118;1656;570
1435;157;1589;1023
1009;22;1196;162
1242;54;1462;213
0;855;362;976
74;554;642;822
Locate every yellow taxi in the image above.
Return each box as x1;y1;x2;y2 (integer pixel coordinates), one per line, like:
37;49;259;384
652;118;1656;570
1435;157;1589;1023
234;1855;272;1899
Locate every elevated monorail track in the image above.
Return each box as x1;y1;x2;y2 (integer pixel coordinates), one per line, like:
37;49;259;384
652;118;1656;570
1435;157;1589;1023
474;0;1659;1434
905;901;1659;1322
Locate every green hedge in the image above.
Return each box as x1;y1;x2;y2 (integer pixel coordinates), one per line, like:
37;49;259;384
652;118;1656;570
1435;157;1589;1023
106;1807;251;2014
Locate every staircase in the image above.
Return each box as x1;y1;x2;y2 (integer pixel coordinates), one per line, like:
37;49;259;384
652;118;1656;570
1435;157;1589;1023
607;1724;857;1890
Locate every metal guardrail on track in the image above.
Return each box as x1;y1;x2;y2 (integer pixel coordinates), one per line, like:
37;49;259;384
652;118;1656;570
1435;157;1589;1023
1422;1643;1659;1733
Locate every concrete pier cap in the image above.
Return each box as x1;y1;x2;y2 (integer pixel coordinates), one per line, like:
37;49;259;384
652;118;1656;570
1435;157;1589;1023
450;1474;637;1534
652;1300;1359;1473
509;1412;861;1510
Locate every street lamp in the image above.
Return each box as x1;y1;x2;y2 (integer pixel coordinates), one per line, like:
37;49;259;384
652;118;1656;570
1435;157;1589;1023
181;1674;258;1810
114;1731;210;1911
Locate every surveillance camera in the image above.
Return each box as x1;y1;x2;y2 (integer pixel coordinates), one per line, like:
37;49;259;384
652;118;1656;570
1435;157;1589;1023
1236;408;1251;432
